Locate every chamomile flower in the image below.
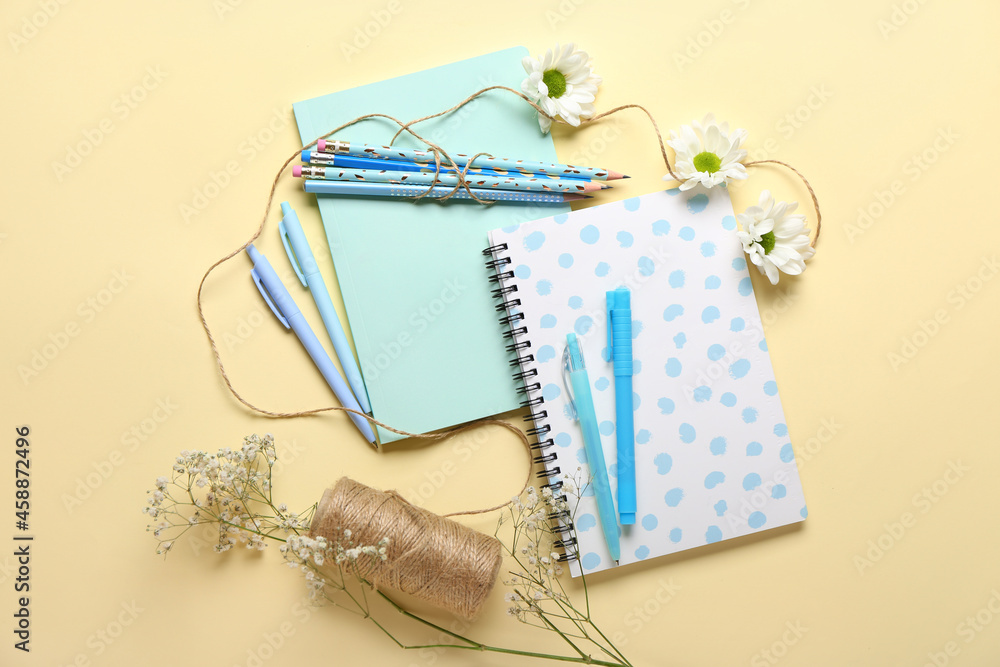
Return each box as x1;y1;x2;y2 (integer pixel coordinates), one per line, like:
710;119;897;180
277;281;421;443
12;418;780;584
665;113;748;190
737;190;815;285
521;43;602;133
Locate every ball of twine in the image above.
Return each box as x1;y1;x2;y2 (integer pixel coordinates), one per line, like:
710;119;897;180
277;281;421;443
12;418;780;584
309;477;504;620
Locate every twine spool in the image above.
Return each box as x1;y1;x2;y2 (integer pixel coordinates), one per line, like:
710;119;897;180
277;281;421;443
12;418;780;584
309;477;504;620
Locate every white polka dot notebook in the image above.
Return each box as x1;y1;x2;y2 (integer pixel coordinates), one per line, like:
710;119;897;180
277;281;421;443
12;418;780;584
485;186;808;575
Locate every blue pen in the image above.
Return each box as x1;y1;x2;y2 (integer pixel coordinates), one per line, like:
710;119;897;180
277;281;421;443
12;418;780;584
277;202;372;414
246;243;377;444
607;287;636;525
563;334;620;564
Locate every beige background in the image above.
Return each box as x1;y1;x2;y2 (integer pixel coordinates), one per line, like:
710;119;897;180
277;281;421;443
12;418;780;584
4;0;1000;665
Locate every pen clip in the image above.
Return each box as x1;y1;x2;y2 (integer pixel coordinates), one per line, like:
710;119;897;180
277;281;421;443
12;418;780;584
561;346;578;422
251;268;290;329
278;220;307;287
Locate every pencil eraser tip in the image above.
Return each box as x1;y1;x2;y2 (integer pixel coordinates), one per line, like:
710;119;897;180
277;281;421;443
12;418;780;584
292;165;302;178
317;139;326;151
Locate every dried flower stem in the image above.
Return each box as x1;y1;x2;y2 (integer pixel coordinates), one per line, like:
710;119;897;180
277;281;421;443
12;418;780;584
144;435;634;666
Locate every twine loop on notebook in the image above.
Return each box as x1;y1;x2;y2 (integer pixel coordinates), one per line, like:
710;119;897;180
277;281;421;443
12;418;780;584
310;477;504;620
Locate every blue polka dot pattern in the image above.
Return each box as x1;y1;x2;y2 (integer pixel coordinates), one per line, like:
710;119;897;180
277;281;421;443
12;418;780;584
679;423;696;443
581;552;601;570
485;186;806;572
580;225;600;244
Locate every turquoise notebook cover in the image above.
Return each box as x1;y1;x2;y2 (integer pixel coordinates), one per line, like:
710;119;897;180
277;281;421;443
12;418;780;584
292;48;569;443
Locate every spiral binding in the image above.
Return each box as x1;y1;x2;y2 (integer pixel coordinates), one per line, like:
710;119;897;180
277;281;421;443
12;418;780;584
483;241;577;563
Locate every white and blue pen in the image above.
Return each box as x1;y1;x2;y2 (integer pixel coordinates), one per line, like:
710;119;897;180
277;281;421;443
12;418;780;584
246;243;376;444
277;202;372;414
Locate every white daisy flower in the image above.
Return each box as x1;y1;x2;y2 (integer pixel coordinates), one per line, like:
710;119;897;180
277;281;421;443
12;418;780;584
521;43;602;133
665;113;748;190
737;190;815;285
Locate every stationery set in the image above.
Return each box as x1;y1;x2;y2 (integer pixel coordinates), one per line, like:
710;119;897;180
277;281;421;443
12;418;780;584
241;47;808;572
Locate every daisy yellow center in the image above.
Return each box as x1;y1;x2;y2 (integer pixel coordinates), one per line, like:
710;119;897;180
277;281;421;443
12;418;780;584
542;69;567;99
693;151;722;173
759;231;776;255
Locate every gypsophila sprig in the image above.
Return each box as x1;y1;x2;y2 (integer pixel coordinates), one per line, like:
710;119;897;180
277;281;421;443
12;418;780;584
145;435;631;666
495;472;633;666
143;434;315;555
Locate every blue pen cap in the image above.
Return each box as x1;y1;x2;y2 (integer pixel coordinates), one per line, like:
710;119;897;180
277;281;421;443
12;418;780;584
607;288;633;375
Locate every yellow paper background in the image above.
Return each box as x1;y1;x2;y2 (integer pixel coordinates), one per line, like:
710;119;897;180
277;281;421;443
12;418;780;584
3;1;999;665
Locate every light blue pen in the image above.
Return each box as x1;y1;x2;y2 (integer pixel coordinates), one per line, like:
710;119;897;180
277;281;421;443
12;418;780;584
563;333;620;565
277;202;372;414
607;287;636;525
246;243;376;444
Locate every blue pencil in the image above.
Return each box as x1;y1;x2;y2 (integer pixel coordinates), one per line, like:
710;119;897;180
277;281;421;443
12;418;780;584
302;150;569;181
302;180;587;204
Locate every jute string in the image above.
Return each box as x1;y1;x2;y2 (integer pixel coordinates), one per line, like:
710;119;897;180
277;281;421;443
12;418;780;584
195;84;823;513
310;477;503;620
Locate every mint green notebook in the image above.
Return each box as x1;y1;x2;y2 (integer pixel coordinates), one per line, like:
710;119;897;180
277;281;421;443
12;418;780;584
292;48;568;444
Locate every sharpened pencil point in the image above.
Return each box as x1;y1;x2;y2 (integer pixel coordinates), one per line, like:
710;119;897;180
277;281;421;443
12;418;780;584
606;170;628;180
600;184;613;190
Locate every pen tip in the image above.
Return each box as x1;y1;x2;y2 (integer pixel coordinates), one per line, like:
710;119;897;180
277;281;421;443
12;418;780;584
615;560;620;566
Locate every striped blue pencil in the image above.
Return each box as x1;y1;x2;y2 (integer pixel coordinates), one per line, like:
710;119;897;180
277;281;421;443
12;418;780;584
302;180;587;204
